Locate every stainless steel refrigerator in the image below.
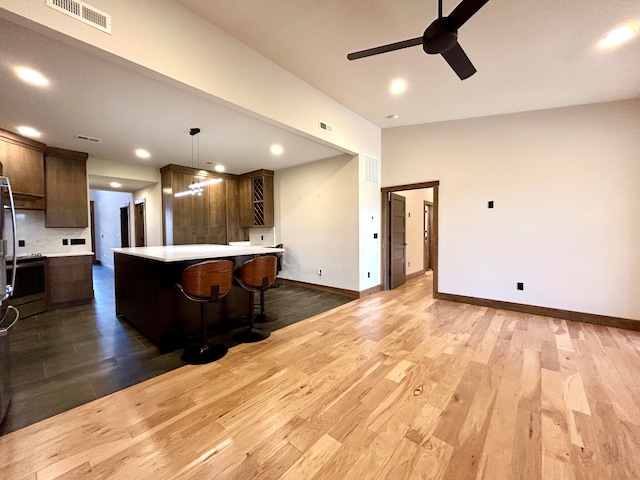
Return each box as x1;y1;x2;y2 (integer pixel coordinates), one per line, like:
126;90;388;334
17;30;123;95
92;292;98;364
0;173;19;425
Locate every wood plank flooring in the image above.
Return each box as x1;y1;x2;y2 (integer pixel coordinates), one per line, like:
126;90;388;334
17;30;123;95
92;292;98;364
1;272;639;479
1;265;352;434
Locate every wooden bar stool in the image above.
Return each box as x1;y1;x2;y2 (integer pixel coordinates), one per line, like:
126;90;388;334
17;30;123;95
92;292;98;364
176;259;234;364
255;244;283;322
234;255;277;343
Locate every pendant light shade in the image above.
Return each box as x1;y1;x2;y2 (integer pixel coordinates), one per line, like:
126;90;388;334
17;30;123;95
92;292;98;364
174;127;222;198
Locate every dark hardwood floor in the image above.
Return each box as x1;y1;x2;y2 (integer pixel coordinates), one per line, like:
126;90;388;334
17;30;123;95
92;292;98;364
0;265;353;435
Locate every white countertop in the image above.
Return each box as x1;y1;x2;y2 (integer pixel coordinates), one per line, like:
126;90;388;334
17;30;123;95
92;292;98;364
112;244;284;263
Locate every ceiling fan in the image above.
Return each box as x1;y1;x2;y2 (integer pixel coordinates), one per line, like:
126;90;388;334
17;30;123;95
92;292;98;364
347;0;490;80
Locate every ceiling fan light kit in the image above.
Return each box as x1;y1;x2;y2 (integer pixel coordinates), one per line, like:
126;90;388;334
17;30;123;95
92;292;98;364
347;0;491;80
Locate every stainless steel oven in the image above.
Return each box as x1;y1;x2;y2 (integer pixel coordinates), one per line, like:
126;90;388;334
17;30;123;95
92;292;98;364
7;256;47;318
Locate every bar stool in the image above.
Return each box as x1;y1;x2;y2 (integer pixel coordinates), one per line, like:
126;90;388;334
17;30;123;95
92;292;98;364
255;244;283;322
176;259;234;364
234;255;277;342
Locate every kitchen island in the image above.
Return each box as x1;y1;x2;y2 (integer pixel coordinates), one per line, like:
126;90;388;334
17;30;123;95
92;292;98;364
112;244;284;352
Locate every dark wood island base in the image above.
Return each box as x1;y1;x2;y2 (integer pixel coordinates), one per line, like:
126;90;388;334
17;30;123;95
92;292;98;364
114;250;269;353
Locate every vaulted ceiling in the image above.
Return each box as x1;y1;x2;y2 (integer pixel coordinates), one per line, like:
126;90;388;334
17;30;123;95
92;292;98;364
1;1;638;191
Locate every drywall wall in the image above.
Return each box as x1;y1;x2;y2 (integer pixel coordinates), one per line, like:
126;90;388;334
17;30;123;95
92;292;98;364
90;189;133;269
87;157;162;246
274;154;360;291
382;99;640;320
132;184;162;247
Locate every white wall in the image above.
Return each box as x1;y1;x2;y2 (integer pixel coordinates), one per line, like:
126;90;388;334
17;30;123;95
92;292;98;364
90;189;133;269
132;184;162;247
275;154;360;291
383;99;640;320
87;156;162;246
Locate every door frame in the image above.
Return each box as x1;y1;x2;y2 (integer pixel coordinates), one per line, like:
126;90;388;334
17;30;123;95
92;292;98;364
381;181;439;296
424;200;434;271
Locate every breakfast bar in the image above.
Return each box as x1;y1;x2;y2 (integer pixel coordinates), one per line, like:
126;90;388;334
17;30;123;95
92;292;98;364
112;244;284;352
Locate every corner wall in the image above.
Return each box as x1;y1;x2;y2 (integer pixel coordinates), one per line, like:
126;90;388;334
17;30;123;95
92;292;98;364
275;154;359;291
382;99;640;321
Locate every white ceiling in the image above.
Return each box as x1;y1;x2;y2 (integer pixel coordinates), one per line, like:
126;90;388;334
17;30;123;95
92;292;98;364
1;1;639;191
179;0;640;127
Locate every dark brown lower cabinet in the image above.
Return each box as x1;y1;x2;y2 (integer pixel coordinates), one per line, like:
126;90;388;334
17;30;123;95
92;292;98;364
47;255;94;307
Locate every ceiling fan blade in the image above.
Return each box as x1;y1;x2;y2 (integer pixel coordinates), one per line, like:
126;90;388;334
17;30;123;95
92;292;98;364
441;42;477;80
347;37;422;60
448;0;490;29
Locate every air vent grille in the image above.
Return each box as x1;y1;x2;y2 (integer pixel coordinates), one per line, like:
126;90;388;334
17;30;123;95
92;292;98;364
319;120;334;134
75;134;101;143
364;154;379;185
46;0;111;34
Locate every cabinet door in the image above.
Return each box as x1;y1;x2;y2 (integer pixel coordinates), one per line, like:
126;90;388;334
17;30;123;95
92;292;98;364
261;175;274;228
47;256;93;306
0;133;46;209
238;178;253;228
45;151;89;227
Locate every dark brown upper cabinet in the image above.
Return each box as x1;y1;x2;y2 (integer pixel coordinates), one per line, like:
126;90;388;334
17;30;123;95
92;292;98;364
0;129;46;210
45;147;89;228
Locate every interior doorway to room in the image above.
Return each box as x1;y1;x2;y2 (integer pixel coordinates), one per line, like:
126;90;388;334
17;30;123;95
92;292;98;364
424;200;434;271
134;200;146;247
381;181;439;295
389;193;407;289
120;205;130;248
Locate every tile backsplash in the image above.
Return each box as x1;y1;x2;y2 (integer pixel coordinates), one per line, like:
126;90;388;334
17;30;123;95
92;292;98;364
6;210;91;256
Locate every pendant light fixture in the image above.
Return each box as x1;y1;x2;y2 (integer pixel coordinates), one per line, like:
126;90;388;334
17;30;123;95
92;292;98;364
188;127;203;196
174;127;223;198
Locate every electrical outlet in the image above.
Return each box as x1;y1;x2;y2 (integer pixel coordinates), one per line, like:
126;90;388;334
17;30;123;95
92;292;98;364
488;201;494;208
367;272;370;278
408;261;411;267
517;282;524;290
317;269;322;276
18;240;25;247
62;239;68;245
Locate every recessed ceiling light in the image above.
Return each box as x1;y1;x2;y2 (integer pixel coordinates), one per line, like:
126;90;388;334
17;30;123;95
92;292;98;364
387;114;400;120
390;79;407;95
15;67;49;87
599;25;637;48
214;164;225;172
17;126;41;138
270;144;284;156
110;182;121;188
135;149;151;159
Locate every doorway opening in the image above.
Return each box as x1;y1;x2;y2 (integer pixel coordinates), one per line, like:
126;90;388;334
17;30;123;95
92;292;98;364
120;205;130;248
381;181;439;296
134;199;146;247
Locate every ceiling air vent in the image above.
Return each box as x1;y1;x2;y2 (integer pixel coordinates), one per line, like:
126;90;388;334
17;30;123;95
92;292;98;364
319;120;334;135
46;0;112;34
75;134;101;143
364;154;379;185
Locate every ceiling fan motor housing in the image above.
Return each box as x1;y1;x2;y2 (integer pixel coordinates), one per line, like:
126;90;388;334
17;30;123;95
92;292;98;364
423;17;458;54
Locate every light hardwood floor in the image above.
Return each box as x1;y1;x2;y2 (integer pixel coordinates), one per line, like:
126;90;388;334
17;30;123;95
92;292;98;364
1;272;639;479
